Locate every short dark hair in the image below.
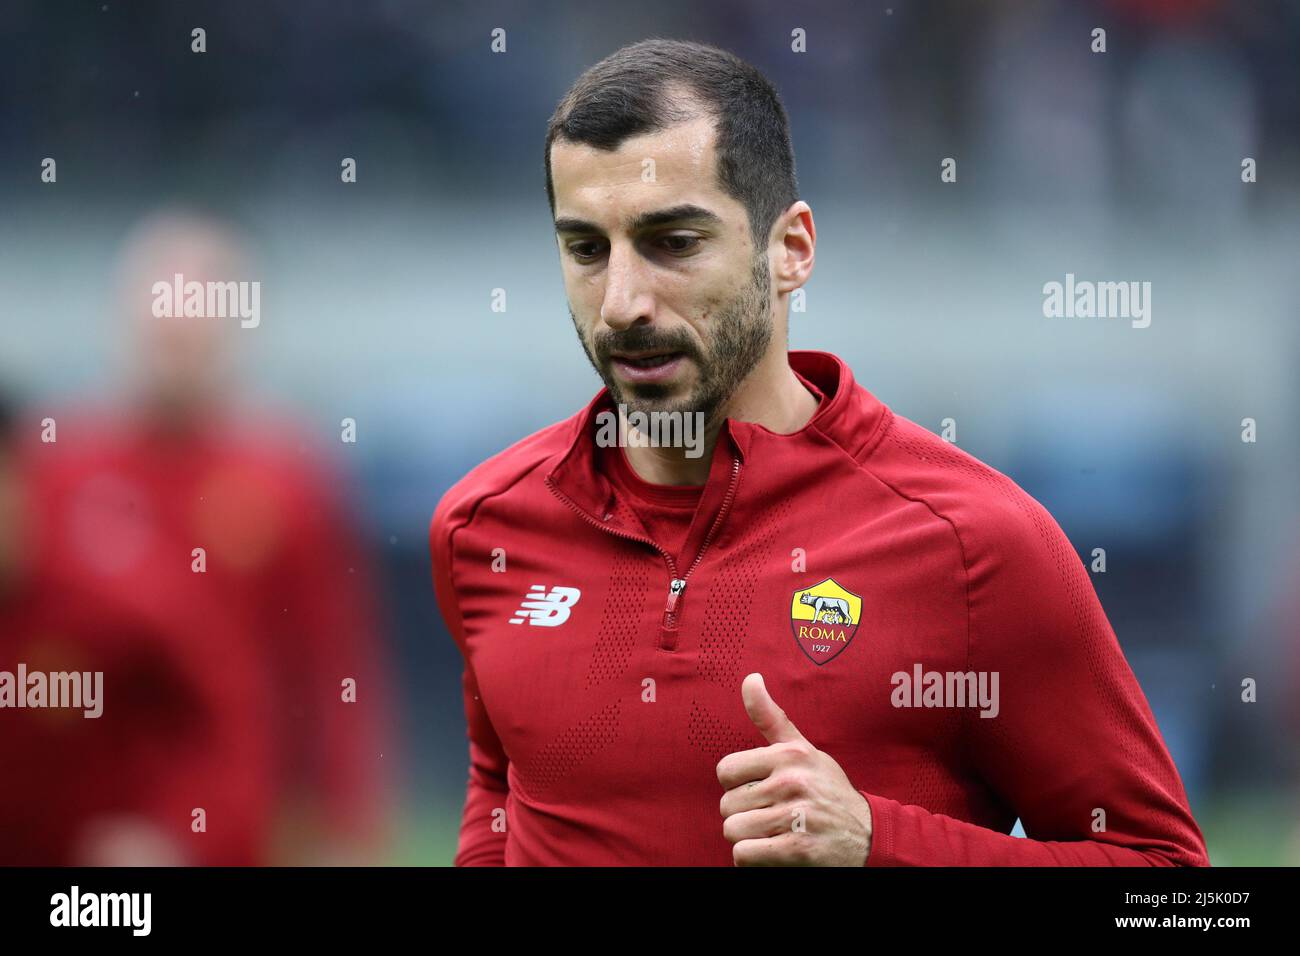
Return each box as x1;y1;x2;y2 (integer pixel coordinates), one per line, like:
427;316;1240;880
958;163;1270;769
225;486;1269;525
544;38;800;251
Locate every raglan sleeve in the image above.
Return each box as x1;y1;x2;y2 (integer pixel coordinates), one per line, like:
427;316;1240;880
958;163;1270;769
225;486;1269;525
859;491;1210;866
279;462;396;860
430;493;511;867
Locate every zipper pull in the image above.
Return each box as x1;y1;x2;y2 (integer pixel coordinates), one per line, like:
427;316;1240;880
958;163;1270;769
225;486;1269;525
661;578;687;650
664;578;687;619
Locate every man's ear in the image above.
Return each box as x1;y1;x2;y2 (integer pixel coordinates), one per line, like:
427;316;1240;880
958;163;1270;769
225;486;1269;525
772;201;815;295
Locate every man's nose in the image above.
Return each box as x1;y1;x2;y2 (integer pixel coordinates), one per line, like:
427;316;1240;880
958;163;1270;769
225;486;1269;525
599;242;654;331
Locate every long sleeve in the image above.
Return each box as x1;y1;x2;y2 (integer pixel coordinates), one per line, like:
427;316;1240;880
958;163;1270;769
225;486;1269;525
451;658;512;866
862;491;1210;867
430;496;510;866
304;501;394;847
274;459;396;860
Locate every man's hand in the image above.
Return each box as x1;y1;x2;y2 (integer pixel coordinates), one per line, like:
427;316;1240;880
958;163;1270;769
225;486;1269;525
717;672;872;866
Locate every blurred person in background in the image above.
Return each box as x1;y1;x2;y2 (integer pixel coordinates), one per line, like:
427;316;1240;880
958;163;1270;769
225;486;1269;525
1;385;269;865
22;208;396;864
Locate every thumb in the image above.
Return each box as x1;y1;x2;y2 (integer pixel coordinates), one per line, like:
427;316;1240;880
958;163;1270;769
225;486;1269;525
742;672;805;745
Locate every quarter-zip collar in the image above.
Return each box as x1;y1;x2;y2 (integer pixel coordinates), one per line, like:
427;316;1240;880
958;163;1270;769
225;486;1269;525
544;349;890;520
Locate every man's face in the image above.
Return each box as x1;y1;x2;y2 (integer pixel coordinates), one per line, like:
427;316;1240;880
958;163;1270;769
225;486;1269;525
551;113;773;423
116;221;241;426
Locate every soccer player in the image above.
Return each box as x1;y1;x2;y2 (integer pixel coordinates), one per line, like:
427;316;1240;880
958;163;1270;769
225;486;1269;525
430;39;1209;866
0;386;249;865
25;209;395;864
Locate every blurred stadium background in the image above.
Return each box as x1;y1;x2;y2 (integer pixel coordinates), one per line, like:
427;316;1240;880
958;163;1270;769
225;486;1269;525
1;0;1297;864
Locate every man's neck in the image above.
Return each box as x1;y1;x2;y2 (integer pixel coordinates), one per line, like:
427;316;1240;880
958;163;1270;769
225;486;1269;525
620;352;820;486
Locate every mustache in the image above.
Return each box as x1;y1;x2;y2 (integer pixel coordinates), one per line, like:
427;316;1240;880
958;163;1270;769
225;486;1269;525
593;327;699;362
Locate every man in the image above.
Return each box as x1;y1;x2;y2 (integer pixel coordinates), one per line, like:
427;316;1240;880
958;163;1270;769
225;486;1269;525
430;38;1209;866
26;209;395;863
0;387;234;865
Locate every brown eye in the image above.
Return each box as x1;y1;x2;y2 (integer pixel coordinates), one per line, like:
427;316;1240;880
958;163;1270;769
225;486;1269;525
660;235;701;254
568;240;605;261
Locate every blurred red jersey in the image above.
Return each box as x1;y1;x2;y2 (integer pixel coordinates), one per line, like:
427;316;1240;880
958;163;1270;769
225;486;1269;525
0;567;271;864
21;406;393;861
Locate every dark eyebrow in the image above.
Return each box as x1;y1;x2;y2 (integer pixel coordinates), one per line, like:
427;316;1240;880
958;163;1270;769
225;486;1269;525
554;204;723;236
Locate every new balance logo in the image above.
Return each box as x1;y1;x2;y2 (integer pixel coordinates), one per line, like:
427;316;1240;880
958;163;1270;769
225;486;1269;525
508;585;581;626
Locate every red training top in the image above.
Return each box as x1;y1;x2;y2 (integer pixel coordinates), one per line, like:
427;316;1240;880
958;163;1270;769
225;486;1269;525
21;408;394;860
430;350;1209;866
598;442;702;567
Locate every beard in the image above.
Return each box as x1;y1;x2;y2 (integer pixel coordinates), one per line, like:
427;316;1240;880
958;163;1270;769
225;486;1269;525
571;252;772;425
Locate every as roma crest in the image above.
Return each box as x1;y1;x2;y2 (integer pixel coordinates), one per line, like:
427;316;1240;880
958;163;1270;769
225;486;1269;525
790;578;862;666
